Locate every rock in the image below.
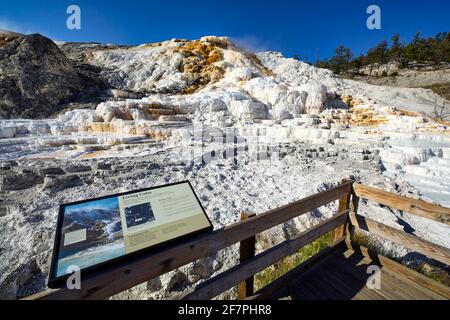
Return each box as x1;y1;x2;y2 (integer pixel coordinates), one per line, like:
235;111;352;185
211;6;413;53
0;172;44;190
0;263;35;300
165;270;189;292
229;100;268;121
356;61;399;77
244;77;307;120
129;107;147;121
304;83;327;115
146;277;163;292
200;36;230;47
0;163;11;171
304;116;320;126
65;165;92;173
38;167;65;176
27;122;50;134
188;258;214;283
0;126;16;139
0;198;7;217
97;162;112;170
158;114;188;122
0;161;18;171
57;109;100;130
109;89;144;100
96;102;134;122
41;174;83;191
0;34;85;118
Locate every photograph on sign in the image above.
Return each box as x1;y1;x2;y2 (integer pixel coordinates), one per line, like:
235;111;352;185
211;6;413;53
49;181;212;286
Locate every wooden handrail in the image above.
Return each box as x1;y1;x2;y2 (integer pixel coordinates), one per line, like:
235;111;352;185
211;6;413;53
181;210;349;300
349;212;450;265
26;181;352;300
26;180;449;301
353;183;450;226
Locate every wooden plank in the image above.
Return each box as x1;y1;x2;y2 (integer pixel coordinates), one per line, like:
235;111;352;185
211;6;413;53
27;181;352;300
294;267;350;300
247;237;347;300
333;250;404;300
353;183;450;225
337;248;441;300
278;248;386;300
349;212;450;266
325;250;389;300
334;179;352;241
345;240;450;299
181;211;348;300
238;212;256;300
341;247;443;300
381;268;446;300
315;262;387;300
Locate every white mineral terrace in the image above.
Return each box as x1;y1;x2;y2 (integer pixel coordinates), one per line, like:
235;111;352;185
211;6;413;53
0;36;449;300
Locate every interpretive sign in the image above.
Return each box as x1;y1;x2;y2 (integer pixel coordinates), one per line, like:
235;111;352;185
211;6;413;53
48;181;213;287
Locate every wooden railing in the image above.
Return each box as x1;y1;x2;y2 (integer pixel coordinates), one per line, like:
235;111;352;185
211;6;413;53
25;180;450;300
349;183;450;266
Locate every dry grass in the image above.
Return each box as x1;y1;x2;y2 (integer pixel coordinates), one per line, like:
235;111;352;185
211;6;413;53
422;82;450;101
433;118;450;126
389;109;419;117
253;231;335;291
353;232;450;286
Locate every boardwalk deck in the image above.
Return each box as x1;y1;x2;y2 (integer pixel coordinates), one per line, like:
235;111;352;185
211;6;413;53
258;244;450;300
26;181;450;301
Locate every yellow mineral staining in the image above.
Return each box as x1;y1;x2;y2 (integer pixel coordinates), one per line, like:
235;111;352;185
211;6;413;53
178;41;223;63
141;103;185;119
173;41;225;94
341;95;364;108
87;122;120;133
340;95;388;127
434;118;450;126
130;125;172;140
349;106;387;127
80;150;107;159
415;121;450;135
245;52;275;77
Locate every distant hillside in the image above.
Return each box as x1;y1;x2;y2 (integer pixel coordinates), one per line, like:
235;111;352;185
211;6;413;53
310;32;450;76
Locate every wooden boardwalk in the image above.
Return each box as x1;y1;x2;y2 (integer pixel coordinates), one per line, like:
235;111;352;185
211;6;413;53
26;181;450;301
256;244;450;300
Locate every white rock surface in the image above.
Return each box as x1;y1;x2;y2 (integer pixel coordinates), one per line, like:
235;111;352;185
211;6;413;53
0;36;449;300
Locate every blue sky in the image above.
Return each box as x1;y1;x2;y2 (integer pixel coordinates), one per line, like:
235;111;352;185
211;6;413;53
0;0;449;59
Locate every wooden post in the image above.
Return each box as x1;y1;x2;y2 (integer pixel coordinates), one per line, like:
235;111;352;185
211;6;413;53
333;179;352;242
347;183;360;241
238;211;256;300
